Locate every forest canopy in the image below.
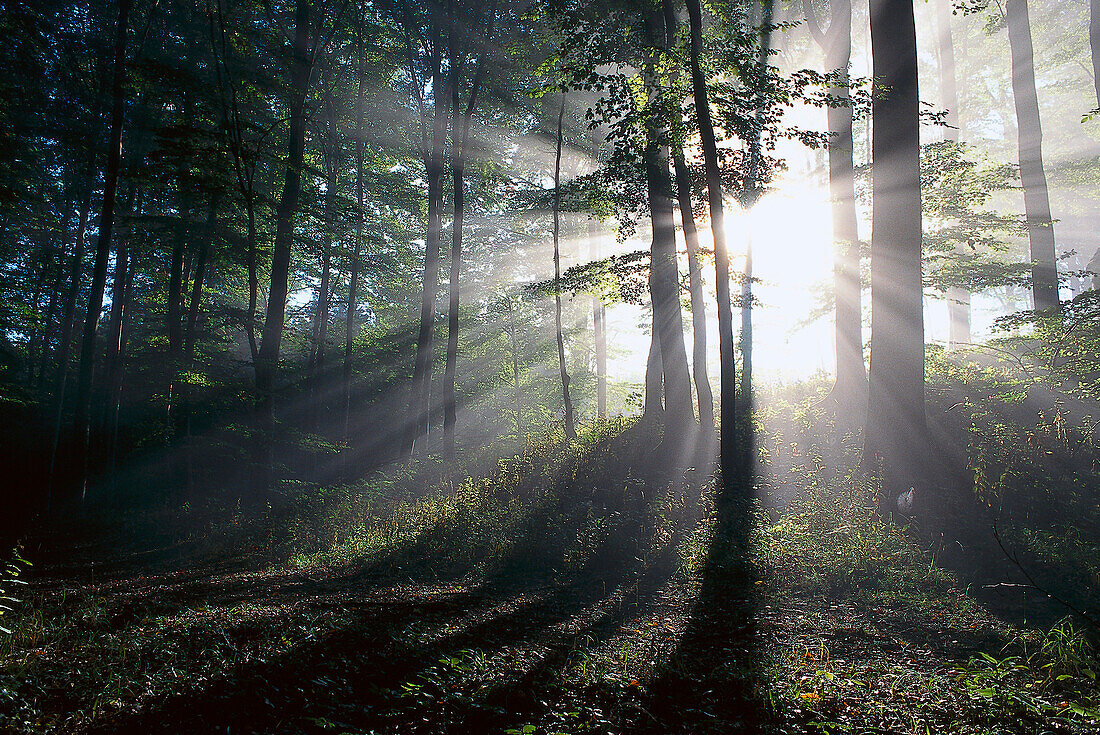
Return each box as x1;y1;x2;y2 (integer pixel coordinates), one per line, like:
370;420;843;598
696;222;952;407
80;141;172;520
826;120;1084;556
1;0;1100;732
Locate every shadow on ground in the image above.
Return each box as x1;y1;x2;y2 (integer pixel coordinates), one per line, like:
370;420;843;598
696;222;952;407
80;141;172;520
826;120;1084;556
37;421;774;734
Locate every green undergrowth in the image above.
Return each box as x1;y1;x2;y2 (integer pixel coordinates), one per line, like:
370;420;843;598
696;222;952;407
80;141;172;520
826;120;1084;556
2;410;1099;733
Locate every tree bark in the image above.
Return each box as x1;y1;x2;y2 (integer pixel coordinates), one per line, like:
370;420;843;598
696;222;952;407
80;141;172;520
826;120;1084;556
101;185;137;444
805;0;867;407
1006;0;1059;313
671;147;714;430
72;0;131;496
552;96;576;440
345;8;367;443
866;0;928;502
685;0;736;482
254;0;312;487
589;219;608;419
644;8;694;434
443;2;495;459
1091;0;1100;108
405;10;448;456
935;0;970;348
643;309;663;421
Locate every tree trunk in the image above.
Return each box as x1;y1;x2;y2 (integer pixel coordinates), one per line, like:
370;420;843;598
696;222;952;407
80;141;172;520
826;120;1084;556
47;180;93;499
552;96;576;440
1006;0;1059;313
866;0;928;503
590;220;608;419
671;146;714;429
1091;0;1100;108
345;9;367;443
185;195;215;364
254;0;311;488
738;0;773;415
686;0;736;483
101;185;136;443
643;309;663;421
644;8;694;434
405;17;448;456
805;0;868;407
507;297;523;436
935;0;972;349
72;0;131;496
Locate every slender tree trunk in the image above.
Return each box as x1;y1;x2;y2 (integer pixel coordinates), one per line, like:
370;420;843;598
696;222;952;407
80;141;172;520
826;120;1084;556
443;92;464;460
643;310;663;421
108;244;136;468
552;96;576;440
101;185;136;440
345;9;367;443
405;23;448;456
254;0;311;488
866;0;927;503
686;0;737;483
35;259;64;398
185;195;215;364
72;0;131;496
664;0;713;430
1091;0;1100;108
47;181;93;498
805;0;867;406
1006;0;1059;313
644;8;694;433
671;146;713;429
738;0;773;414
935;0;971;349
590;220;608;419
507;297;523;436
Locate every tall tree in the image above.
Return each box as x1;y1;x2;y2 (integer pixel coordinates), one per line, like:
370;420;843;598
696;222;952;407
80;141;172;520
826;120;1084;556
935;0;970;348
865;0;927;503
804;0;867;408
443;0;496;459
404;1;449;455
552;95;576;440
665;0;713;430
72;0;132;494
643;6;694;433
254;0;313;484
1091;0;1100;109
685;0;736;481
1005;0;1058;313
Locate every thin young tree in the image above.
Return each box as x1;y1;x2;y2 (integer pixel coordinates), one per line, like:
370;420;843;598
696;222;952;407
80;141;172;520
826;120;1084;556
1005;0;1058;313
254;0;313;486
552;95;576;440
685;0;736;482
72;0;132;495
935;0;970;348
665;0;713;431
643;6;694;434
803;0;867;408
443;0;497;459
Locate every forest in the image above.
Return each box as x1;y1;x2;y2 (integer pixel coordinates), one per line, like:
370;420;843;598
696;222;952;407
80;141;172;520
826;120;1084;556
1;0;1099;731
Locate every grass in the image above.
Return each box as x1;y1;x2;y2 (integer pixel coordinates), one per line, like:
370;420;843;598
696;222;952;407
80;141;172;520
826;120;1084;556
1;402;1099;733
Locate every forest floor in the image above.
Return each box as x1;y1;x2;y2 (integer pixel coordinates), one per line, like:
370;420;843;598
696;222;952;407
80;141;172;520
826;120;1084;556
2;422;1099;734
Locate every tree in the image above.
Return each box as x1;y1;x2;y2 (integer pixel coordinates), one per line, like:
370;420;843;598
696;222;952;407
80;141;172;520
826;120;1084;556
685;0;737;483
804;0;867;409
865;0;927;504
72;0;131;496
1005;0;1058;313
552;95;576;440
642;6;694;434
254;0;313;486
934;0;971;348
